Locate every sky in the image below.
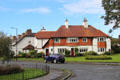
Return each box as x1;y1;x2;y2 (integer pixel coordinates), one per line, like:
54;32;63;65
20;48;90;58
0;0;119;38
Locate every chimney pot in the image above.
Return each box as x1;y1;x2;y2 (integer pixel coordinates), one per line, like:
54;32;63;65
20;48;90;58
41;26;46;31
82;18;88;28
65;19;69;28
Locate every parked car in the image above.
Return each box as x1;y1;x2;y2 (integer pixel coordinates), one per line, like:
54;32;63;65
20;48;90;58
44;54;65;63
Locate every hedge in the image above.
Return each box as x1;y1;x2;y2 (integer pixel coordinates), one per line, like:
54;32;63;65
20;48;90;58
85;56;112;60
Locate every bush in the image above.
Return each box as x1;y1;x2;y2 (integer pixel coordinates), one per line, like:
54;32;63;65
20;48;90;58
104;51;111;55
0;64;24;75
75;48;80;56
65;49;71;57
29;50;37;55
18;52;27;58
75;53;84;56
83;51;98;56
112;45;120;54
36;51;45;58
85;56;112;60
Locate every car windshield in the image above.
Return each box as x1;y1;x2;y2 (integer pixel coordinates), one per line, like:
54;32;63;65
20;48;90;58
50;54;60;56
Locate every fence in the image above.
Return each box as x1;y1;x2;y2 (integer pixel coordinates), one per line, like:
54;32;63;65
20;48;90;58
0;63;50;80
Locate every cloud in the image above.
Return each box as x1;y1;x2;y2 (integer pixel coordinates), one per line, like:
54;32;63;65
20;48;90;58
21;7;51;14
62;0;104;15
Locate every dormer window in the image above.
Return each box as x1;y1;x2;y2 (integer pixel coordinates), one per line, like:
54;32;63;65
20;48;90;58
67;37;78;43
54;38;60;43
98;37;105;42
82;38;87;42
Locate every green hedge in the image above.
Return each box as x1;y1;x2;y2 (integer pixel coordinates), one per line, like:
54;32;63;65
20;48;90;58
85;56;112;60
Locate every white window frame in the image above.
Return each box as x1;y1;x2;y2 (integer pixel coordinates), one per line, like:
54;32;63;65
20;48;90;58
98;37;105;42
79;48;88;53
98;48;105;52
67;37;78;43
58;48;65;54
82;38;87;42
54;38;60;43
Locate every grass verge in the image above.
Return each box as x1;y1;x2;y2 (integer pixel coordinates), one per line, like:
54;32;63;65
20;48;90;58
65;54;120;62
0;68;46;80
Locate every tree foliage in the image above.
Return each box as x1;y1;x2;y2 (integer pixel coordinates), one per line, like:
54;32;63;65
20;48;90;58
0;32;12;63
102;0;120;30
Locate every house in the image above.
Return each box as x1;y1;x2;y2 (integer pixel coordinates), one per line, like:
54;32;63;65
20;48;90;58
42;19;111;55
12;19;111;56
12;27;55;55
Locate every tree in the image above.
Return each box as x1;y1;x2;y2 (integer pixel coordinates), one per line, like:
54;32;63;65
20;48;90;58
0;32;12;64
102;0;120;31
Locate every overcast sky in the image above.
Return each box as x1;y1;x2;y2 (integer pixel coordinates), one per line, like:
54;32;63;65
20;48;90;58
0;0;119;38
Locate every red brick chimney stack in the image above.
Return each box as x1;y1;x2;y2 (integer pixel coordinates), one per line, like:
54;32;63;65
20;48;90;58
26;29;32;35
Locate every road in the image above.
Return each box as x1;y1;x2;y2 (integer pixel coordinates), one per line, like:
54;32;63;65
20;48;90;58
1;61;120;80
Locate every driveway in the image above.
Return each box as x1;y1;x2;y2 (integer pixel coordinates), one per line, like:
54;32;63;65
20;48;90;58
1;61;120;80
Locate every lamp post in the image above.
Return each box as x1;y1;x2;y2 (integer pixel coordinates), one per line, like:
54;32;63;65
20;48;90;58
11;27;18;61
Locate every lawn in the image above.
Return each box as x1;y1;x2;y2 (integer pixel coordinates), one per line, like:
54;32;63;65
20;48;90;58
66;54;120;62
0;68;46;80
1;54;120;63
14;57;44;62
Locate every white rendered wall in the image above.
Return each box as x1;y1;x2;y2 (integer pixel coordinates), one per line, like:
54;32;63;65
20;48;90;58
92;38;98;53
48;46;93;54
12;37;35;55
106;38;111;51
35;39;48;53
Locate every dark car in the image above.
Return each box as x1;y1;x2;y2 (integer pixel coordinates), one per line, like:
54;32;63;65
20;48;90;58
44;54;65;63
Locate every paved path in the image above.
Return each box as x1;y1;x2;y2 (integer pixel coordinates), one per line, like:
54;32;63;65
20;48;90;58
1;61;120;80
31;69;63;80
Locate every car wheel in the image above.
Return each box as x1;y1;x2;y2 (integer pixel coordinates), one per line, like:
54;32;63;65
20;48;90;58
61;60;65;63
53;59;57;63
44;60;47;63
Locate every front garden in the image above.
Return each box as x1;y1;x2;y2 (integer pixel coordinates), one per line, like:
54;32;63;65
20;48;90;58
0;64;49;80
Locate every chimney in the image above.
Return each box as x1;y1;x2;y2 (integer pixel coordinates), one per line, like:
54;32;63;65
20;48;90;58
22;33;25;37
65;19;69;28
12;36;17;41
18;35;22;39
26;29;32;35
41;26;46;31
82;18;88;28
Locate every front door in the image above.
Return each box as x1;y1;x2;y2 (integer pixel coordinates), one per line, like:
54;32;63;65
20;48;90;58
71;48;74;56
46;49;49;56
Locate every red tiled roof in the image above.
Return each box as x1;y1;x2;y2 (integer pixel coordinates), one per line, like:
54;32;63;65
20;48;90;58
23;44;34;50
35;31;56;39
52;25;108;37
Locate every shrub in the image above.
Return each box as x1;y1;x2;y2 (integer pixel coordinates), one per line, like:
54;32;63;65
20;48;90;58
29;50;37;55
36;51;45;58
25;53;31;58
18;52;27;58
75;48;79;56
85;56;112;60
112;46;120;54
0;64;24;75
65;49;70;57
75;53;84;56
83;51;98;56
104;51;111;55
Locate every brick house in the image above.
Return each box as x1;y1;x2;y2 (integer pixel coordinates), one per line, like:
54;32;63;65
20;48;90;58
12;19;111;55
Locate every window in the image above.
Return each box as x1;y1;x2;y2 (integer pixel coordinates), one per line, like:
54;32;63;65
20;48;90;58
98;48;105;52
79;48;88;53
67;38;78;43
58;48;65;54
54;38;60;43
51;49;53;51
82;38;87;42
98;37;105;42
